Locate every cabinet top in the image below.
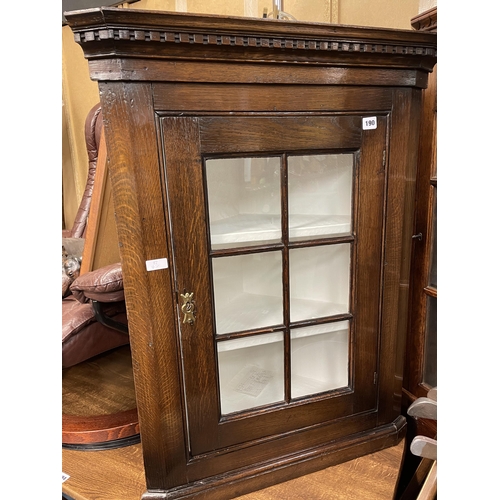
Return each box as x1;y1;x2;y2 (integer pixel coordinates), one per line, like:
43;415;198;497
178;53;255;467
65;7;437;83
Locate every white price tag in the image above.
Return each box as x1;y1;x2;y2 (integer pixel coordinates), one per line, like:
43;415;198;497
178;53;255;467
146;258;169;271
362;116;377;130
62;472;70;483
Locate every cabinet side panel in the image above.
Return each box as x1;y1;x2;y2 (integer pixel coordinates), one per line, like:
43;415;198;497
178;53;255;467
378;88;422;424
98;82;188;489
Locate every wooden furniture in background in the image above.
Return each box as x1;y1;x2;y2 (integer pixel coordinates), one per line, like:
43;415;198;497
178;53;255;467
404;5;438;406
397;387;437;500
80;128;121;274
395;7;437;499
62;345;139;449
79;129;107;274
65;8;436;499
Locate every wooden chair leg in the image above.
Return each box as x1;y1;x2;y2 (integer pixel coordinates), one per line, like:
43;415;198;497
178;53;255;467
416;461;437;500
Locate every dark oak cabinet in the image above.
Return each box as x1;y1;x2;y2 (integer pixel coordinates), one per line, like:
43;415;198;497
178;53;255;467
65;8;437;499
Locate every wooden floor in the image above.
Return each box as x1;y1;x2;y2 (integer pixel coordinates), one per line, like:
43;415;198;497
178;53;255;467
62;439;404;500
62;346;405;499
63;346;136;417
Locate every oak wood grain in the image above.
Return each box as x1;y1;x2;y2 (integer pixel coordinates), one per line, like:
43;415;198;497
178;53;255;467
63;346;136;416
89;59;429;88
403;57;438;402
236;439;405;500
153;85;393;114
62;346;139;446
63;443;146;500
99;81;188;490
377;88;422;426
199;115;361;154
416;461;437;500
62;440;404;500
80;132;108;275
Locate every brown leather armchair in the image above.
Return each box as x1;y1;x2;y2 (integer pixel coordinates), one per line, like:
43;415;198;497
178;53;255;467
62;102;102;297
62;103;129;368
62;104;137;449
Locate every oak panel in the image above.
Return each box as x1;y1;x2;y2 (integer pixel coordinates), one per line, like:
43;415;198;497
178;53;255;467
153;84;393;113
199;115;361;154
89;58;429;87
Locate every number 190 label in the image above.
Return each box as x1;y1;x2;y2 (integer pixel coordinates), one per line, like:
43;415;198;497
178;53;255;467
362;116;377;130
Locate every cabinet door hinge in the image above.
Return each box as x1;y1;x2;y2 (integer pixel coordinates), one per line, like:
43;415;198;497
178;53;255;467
382;150;386;168
374;372;378;385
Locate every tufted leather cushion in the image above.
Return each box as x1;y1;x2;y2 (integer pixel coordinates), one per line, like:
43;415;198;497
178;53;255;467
70;262;124;304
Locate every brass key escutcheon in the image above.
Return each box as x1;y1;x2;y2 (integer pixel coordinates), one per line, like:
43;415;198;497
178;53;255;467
180;292;195;324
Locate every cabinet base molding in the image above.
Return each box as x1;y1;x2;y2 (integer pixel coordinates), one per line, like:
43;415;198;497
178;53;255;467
142;416;406;500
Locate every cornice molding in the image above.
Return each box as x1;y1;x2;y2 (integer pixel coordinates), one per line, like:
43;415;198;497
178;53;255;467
66;7;437;58
411;6;437;33
73;27;436;58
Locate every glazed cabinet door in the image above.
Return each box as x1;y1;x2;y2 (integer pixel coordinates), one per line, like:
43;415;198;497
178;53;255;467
161;114;387;456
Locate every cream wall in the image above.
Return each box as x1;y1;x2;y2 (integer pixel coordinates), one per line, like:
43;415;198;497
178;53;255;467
338;0;419;30
62;0;425;229
419;0;437;13
124;0;337;22
62;25;100;229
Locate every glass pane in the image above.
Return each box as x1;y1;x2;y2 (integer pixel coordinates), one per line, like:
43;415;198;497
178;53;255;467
288;154;353;241
291;321;349;399
423;296;437;387
206;157;281;249
289;244;350;323
428;189;437;288
217;333;284;414
212;251;283;335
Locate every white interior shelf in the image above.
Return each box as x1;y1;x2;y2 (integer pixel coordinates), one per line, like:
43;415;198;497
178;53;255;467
215;293;284;335
210;214;281;247
289;214;351;240
210;213;351;248
290;297;348;323
217;323;350;414
214;292;349;336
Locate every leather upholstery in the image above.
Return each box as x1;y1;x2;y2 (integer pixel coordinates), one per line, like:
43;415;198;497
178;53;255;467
62;263;128;369
70;262;125;303
62;296;128;369
62;104;129;369
65;103;103;239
